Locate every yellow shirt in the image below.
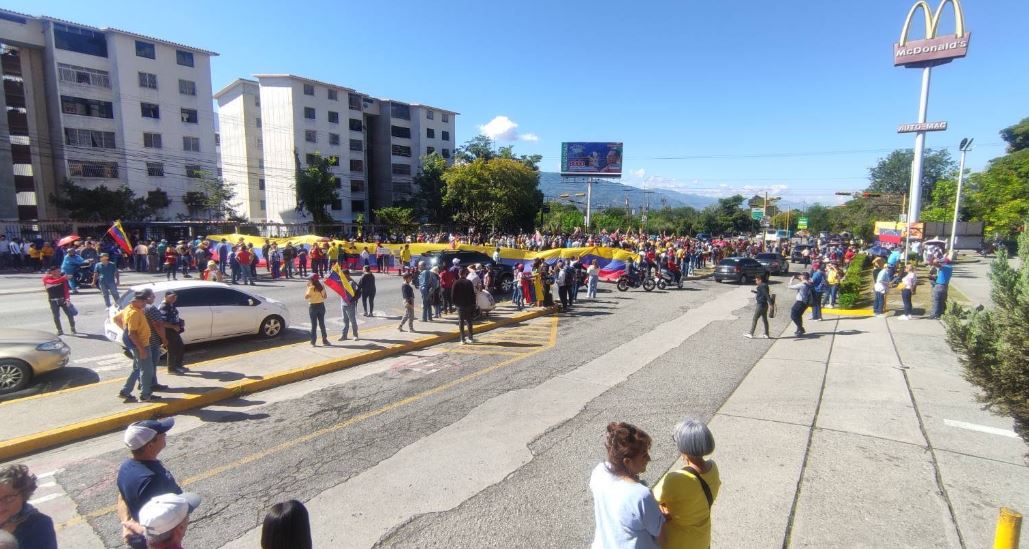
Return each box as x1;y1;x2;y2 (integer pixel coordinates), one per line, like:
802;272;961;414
400;248;412;262
305;286;327;304
327;245;340;260
653;463;721;549
116;305;151;346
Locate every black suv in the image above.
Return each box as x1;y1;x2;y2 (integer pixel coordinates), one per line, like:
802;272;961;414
422;250;515;293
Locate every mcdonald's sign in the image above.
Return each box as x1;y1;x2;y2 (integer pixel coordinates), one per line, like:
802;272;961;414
894;0;970;67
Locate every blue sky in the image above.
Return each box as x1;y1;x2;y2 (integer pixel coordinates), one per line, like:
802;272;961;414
16;0;1028;207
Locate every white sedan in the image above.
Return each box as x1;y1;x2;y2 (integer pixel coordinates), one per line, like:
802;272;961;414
105;281;289;345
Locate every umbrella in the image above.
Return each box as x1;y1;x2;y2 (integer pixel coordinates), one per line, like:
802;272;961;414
924;238;947;246
57;235;80;247
866;246;890;257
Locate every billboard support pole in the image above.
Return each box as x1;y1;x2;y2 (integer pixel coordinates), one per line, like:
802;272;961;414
949;138;972;258
585;177;593;230
905;66;932;261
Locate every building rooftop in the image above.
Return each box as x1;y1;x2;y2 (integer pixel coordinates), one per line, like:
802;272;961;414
13;12;219;55
251;73;459;115
213;78;260;100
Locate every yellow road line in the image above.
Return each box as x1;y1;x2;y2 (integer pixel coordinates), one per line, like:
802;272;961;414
445;348;529;357
58;315;558;529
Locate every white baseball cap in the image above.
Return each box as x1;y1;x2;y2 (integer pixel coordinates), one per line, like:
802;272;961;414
138;492;201;536
124;418;175;450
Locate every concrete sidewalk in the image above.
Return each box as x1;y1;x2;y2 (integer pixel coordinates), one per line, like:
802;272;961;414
696;316;1028;548
0;304;554;461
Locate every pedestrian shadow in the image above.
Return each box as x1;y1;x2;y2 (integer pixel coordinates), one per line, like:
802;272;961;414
0;367;101;402
471;341;540;348
187;370;262;382
185;408;270;423
65;332;112;342
566;310;613;317
833;329;865;336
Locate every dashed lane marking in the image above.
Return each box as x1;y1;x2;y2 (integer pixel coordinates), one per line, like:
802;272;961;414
943;419;1019;438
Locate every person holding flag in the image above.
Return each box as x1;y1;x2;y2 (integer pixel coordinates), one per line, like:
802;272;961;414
324;263;360;341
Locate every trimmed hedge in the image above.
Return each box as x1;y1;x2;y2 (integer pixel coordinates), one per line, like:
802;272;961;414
836;253;869;309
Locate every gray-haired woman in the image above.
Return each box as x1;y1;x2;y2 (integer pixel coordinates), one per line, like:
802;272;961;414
0;464;57;549
652;419;720;549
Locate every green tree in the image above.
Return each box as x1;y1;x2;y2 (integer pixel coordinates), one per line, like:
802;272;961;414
443;158;541;231
51;179;152;221
411;153;451;223
455;135;497;163
373;206;416;231
542;202;584;232
1000;117;1029;153
179;171;238;220
294;152;340;224
867;148;957;201
966;119;1029;238
944;228;1029;440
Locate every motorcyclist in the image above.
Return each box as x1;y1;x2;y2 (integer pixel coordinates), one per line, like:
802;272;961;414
60;247;87;294
666;256;681;283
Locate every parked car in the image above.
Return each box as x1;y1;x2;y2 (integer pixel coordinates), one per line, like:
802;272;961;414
0;329;70;395
714;257;768;284
422;250;515;293
790;245;814;264
754;253;789;275
104;281;290;346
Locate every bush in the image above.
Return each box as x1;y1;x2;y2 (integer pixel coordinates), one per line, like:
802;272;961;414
835;254;869;309
944;228;1029;441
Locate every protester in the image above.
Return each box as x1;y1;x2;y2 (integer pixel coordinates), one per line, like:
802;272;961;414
417;261;435;322
440;260;456;314
653;419;720;549
928;258;953;319
115;291;156;402
744;273;771;339
452;266;476;344
0;464;57;549
92;252;121;308
203;260;223;282
236;245;255;286
158;292;188;375
138;493;201;549
339;269;361;341
164;245;179;281
141;289;169;391
810;263;826;321
398;272;416;332
261;499;313;549
305;275;329;346
555;260;571;311
512;263;525;310
586;259;600;299
825;263;841;308
589;422;664;548
787;272;813;337
896;263;917;320
42;266;76;335
873;266;890;317
357;265;376;317
59;246;85;294
117;418;182;549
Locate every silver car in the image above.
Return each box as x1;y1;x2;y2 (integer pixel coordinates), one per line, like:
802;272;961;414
0;329;71;395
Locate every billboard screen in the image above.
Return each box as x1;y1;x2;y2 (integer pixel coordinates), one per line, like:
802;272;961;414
561;142;623;176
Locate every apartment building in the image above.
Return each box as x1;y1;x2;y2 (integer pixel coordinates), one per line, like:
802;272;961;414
0;9;218;221
215;74;456;223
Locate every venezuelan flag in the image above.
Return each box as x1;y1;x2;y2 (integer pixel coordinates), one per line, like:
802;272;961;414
324;262;356;304
107;220;132;254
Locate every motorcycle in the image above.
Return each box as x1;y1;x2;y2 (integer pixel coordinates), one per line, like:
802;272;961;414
72;260;95;288
656;268;684;290
617;269;655;292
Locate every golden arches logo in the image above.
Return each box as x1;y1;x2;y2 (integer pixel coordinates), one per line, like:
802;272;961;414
894;0;970;67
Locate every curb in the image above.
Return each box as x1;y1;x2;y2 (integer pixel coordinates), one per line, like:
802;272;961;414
821;307;875;317
0;306;557;461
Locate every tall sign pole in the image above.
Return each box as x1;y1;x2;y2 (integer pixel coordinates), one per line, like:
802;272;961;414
894;0;970;259
949;138;973;257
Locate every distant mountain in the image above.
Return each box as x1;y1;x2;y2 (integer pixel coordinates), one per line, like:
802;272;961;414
537;172;715;211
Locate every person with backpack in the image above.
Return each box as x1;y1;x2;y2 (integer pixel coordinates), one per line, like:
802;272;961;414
787;272;814;337
652;418;720;549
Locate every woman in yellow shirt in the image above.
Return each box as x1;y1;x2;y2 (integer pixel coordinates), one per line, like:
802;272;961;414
304;274;329;346
653;419;720;549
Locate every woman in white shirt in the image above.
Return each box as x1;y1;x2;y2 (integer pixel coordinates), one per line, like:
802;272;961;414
590;422;665;549
586;259;600;299
899;263;917;320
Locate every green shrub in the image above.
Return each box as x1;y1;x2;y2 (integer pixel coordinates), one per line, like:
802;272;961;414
835;254;869;309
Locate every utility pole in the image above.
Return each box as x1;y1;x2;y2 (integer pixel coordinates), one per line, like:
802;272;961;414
949;138;973;258
585;177;593;230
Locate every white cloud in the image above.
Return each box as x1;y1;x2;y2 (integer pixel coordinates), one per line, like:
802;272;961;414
479;115;539;142
632;168;646;178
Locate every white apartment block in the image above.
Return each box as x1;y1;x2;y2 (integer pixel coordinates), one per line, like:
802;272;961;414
0;9;218;221
215;74;456;223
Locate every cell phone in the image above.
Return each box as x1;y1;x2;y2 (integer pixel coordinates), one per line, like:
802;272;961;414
127;533;148;549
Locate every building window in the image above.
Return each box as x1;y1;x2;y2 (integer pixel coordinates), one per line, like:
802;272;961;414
329;133;340;145
68;160;118;178
64;128;115;149
390;103;410;120
328;89;338;101
215;133;220;145
426;110;434;120
254;95;260;107
185;165;204;178
349;139;363;151
442;148;450;159
349;119;363;132
217;167;222;177
256;137;262;147
143;133;162;148
331;199;342;211
333;177;342;189
426;128;435;139
328;111;339;123
176;50;195;67
442;113;449;123
351;180;365;193
258;159;264;169
350;159;363;172
390;125;411;139
392;181;412;194
442;130;450;141
259;199;266;211
135;40;155;59
146;162;164;176
57;64;110;88
181;109;199;123
138;72;158;89
305;130;317;143
258;178;265;190
392;163;411;175
304;107;315;120
427;146;435;155
61;96;114;118
348;93;361;110
303;83;314;95
351;200;365;213
305;153;317;165
53;23;107;57
183;136;201;152
140;102;160;119
255;116;262;128
179;79;197;96
392;144;412;157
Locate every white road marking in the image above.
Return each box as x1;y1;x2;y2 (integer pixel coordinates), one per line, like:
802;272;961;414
28;493;63;505
36;469;62;479
72;353;124;365
37;481;56;489
944;419;1019;438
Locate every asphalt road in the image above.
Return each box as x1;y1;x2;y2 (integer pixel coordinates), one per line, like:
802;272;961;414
12;274;803;548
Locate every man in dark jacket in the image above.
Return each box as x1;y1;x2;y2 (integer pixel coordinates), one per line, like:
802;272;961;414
451;267;476;344
745;273;771;339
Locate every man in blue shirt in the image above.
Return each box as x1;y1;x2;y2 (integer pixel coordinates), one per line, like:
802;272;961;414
929;258;954;319
116;418;182;549
59;248;85;294
92;253;121;307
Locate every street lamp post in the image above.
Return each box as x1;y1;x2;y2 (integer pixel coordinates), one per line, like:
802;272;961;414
949;137;973;258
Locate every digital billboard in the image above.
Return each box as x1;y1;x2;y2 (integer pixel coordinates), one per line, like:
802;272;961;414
561;142;623;176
